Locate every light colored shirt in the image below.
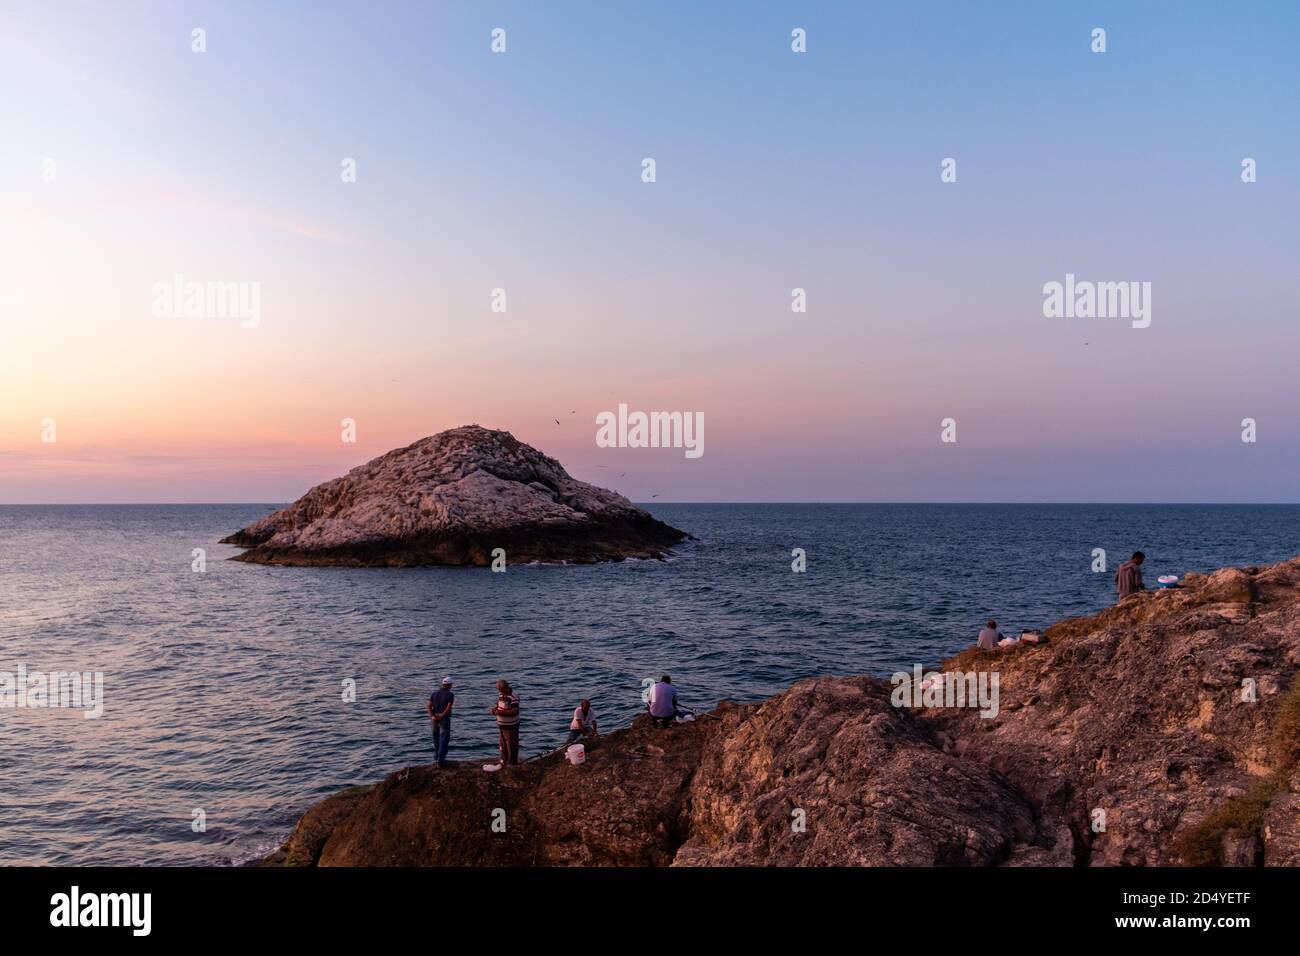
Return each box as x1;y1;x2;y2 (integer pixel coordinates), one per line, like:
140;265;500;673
570;706;596;731
649;682;677;718
976;628;1000;650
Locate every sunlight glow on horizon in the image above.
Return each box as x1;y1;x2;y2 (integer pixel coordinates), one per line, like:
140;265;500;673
3;1;1299;502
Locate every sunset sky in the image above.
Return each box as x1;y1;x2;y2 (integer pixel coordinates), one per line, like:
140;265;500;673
2;1;1298;503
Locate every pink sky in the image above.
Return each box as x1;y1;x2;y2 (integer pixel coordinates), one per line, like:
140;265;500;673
3;2;1298;502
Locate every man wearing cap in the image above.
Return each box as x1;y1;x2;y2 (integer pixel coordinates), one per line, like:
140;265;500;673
426;676;454;768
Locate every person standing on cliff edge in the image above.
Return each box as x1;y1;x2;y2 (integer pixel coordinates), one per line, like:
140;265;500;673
427;676;454;768
491;680;521;765
1116;551;1146;600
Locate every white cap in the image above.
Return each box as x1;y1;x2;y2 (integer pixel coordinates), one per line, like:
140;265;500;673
441;676;453;685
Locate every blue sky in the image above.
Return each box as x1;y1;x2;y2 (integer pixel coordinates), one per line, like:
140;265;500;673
2;1;1298;501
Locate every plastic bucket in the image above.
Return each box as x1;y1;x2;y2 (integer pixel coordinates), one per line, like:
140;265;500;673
566;744;586;765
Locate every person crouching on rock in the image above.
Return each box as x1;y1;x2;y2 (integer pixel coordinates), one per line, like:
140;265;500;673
1115;551;1146;601
566;698;598;746
427;676;454;768
490;680;521;765
976;619;1003;650
647;675;680;728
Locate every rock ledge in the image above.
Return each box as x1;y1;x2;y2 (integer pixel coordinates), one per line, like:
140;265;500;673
263;555;1300;867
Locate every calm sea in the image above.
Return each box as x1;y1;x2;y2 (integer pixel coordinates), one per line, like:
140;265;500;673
2;503;1298;865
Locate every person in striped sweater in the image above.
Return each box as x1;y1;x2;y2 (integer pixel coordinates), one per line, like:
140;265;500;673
490;680;521;766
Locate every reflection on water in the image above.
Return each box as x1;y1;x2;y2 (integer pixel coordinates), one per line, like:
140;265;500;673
3;503;1298;864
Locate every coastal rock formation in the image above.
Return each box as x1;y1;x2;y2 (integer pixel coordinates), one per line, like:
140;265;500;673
933;561;1300;867
272;714;715;867
674;677;1037;866
262;556;1300;866
221;425;686;566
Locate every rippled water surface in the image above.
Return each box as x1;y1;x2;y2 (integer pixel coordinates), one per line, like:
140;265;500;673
3;503;1299;865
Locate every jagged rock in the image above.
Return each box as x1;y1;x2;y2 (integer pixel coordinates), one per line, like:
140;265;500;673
263;714;718;866
262;556;1300;866
934;556;1300;866
221;425;687;566
675;677;1035;866
1222;833;1260;866
1263;768;1300;866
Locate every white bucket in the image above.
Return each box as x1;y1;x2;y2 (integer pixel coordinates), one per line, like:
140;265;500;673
566;744;586;765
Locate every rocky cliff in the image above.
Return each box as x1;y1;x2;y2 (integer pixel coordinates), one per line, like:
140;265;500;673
262;556;1300;866
222;426;686;566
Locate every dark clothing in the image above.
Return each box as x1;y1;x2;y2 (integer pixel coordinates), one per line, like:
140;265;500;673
1116;560;1144;599
431;720;451;767
428;687;454;768
498;724;520;765
565;729;585;746
429;688;454;723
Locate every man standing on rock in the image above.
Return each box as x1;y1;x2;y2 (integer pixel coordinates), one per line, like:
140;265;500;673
427;676;454;768
491;680;521;765
1115;551;1146;601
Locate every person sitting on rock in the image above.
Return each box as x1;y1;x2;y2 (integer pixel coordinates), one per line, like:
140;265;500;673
1115;551;1146;600
566;699;598;746
648;675;680;728
976;619;1003;650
